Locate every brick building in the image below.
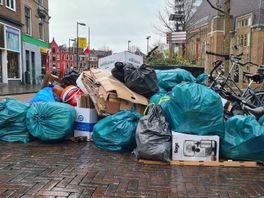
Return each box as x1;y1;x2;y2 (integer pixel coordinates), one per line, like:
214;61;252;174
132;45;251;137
0;0;22;84
49;39;112;75
0;0;49;85
21;0;50;84
186;0;264;73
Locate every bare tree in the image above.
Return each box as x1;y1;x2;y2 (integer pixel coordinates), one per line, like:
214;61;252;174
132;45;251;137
155;0;198;34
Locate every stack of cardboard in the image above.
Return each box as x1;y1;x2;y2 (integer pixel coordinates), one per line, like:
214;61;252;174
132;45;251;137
80;68;148;116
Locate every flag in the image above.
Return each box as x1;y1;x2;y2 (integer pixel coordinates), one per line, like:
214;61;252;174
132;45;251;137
83;47;90;54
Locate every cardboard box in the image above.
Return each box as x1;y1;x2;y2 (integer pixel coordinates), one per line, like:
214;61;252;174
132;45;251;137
81;69;148;116
74;107;97;141
74;95;97;141
98;51;143;71
172;132;220;162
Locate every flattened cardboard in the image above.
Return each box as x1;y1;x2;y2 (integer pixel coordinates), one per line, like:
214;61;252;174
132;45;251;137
82;69;148;116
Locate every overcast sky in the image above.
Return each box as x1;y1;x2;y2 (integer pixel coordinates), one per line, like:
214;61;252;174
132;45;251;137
49;0;166;53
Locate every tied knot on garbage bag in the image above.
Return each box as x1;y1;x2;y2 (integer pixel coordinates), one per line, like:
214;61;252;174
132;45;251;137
27;102;76;142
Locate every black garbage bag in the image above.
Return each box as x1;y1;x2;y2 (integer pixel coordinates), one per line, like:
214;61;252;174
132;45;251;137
111;62;126;82
124;64;159;98
63;70;79;86
134;105;172;162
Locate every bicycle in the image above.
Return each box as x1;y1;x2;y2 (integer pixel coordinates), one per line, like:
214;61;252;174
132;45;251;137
206;51;264;119
206;51;264;107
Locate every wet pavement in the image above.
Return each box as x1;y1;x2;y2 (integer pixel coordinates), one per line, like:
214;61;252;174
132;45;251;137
0;93;35;102
0;140;264;198
0;84;41;96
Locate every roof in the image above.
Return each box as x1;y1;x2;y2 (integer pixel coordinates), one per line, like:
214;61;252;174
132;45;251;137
188;0;264;29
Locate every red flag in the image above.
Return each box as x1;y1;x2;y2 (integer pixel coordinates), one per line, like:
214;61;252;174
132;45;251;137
45;50;49;73
83;47;90;54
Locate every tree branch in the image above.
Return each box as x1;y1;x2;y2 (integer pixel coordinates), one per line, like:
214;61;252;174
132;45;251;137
206;0;225;14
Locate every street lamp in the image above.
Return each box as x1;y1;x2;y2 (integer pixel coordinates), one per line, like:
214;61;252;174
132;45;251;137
68;38;75;70
128;40;131;51
77;22;86;69
146;36;151;54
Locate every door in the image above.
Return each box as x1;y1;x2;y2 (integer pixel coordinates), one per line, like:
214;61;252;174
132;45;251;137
0;51;2;83
31;52;35;84
25;50;31;84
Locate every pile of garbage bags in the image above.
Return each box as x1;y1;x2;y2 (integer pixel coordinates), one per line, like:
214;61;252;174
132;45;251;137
0;98;76;143
1;61;263;163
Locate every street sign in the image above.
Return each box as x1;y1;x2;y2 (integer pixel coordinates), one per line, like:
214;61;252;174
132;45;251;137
78;37;87;49
166;32;186;44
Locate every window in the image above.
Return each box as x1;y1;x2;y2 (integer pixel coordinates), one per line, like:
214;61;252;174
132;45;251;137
7;51;19;78
237;18;249;28
237;34;249;47
5;0;16;11
25;7;31;35
39;18;44;40
38;0;43;6
0;0;3;5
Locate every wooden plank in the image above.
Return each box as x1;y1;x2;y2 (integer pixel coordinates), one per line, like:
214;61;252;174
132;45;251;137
170;160;260;167
138;159;169;166
138;159;264;168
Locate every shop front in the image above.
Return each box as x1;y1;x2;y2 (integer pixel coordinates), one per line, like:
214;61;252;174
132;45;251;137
0;22;22;84
22;34;49;85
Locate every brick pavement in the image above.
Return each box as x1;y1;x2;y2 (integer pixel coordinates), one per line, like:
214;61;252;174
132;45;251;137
1;141;264;198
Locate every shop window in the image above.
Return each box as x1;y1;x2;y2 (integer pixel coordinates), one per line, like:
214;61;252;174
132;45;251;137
41;53;46;75
25;7;32;35
5;0;16;11
7;51;19;78
6;27;19;52
26;50;30;72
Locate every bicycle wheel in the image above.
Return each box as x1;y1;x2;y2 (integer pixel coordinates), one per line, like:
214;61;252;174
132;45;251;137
245;91;264;107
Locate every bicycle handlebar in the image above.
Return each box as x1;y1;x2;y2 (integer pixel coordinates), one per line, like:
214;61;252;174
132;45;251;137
206;51;230;60
209;60;223;79
206;51;243;61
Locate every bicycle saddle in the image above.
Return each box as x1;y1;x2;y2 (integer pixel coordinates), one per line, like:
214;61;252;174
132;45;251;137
244;106;264;120
244;73;263;83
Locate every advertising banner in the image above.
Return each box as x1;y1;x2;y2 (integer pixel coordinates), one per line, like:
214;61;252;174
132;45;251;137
6;26;20;52
78;37;87;49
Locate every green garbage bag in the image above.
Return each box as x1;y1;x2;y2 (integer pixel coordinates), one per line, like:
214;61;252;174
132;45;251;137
155;69;196;91
160;82;224;138
93;111;141;152
27;102;76;142
0;98;31;143
221;115;264;161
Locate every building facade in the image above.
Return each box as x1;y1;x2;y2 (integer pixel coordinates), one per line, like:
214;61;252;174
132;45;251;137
0;0;22;84
20;0;50;85
49;39;112;75
187;0;264;73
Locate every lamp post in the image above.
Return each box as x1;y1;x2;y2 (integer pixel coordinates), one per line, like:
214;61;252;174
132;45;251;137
146;36;151;54
128;40;131;51
77;22;86;69
68;38;75;70
88;26;91;69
